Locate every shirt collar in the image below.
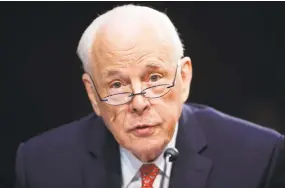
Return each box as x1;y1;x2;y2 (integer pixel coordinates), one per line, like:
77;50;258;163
120;122;179;186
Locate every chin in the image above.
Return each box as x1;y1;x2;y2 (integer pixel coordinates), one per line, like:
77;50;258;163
128;137;167;162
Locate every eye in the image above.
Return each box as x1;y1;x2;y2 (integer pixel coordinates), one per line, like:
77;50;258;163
149;74;162;82
110;81;122;88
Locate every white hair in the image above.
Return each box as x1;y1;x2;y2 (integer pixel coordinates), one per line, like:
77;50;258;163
77;4;184;73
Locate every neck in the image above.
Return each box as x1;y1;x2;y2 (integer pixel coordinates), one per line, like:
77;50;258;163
133;148;163;163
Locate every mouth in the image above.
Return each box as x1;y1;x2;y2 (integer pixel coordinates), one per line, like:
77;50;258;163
131;124;157;137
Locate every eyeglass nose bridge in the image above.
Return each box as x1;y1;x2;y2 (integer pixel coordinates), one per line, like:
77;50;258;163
129;91;147;97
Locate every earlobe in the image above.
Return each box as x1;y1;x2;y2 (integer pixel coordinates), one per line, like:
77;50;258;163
82;73;101;116
92;103;101;116
180;57;192;102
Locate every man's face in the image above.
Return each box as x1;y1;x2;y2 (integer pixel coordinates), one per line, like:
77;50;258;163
83;23;192;161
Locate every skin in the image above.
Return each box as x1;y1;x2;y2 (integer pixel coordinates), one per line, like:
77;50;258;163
82;12;192;162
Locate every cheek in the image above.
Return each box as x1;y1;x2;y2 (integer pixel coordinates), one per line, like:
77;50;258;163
100;104;125;119
101;112;128;145
163;90;181;112
155;89;181;113
100;105;128;132
151;92;180;132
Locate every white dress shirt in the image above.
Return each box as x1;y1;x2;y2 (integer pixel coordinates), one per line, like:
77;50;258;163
120;123;179;188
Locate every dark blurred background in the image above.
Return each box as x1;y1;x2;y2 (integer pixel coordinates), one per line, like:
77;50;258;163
1;2;284;187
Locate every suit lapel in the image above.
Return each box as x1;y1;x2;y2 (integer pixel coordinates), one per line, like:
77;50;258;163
102;127;122;188
81;115;122;188
80;104;212;188
169;105;213;188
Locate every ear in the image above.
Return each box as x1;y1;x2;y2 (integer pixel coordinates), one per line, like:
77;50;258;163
180;57;192;103
82;73;101;116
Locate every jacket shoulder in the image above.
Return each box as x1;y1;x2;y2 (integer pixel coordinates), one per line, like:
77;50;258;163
185;103;283;147
21;113;97;155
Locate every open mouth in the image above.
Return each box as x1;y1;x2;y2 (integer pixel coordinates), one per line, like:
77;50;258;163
132;125;156;137
136;125;150;129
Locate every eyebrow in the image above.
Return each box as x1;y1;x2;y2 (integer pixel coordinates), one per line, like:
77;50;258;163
102;69;123;78
102;63;166;78
145;63;164;70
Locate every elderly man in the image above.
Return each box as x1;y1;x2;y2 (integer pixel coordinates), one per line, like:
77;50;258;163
15;5;284;188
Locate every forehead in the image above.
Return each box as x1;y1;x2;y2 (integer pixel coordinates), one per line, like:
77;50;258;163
90;21;175;75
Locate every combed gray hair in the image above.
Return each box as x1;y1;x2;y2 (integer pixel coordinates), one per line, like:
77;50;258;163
77;4;184;73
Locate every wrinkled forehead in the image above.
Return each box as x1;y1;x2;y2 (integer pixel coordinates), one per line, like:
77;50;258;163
89;20;176;75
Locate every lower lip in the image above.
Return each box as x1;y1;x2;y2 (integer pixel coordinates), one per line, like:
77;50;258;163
133;126;155;137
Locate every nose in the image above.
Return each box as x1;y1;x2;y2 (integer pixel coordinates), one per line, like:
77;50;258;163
130;93;150;114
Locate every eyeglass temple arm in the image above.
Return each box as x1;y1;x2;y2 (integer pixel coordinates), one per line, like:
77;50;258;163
86;73;108;102
167;64;178;88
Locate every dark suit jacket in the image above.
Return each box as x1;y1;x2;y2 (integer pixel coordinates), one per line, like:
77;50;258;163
15;103;284;188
